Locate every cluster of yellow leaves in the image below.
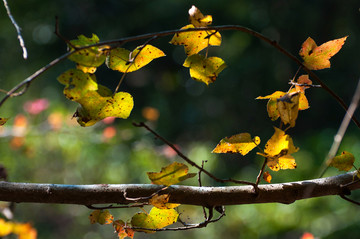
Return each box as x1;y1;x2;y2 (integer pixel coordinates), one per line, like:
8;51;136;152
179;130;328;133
0;219;37;239
63;34;166;126
170;5;226;85
256;75;312;128
57;69;134;126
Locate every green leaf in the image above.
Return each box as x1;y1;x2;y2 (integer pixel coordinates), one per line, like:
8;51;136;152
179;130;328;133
330;151;355;171
147;162;196;186
131;207;179;233
107;45;165;73
57;69;134;127
68;34;107;72
170;24;221;56
183;54;226;85
212;133;260;156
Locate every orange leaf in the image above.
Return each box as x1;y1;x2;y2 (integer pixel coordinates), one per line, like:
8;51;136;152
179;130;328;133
212;133;260;156
299;36;347;70
295;75;312;92
263;171;272;183
113;220;134;239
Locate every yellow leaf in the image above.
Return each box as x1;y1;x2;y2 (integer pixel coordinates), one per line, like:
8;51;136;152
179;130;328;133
264;127;299;157
58;69;134;127
277;91;300;128
149;194;180;209
107;45;165;73
188;5;212;27
170;24;221;56
131;208;179;233
256;91;286;121
68;34;108;72
299;36;348;70
330;151;355;172
89;210;113;225
147;162;196;186
267;155;297;171
183;54;226;85
0;219;13;236
212;133;260;156
263;171;272;183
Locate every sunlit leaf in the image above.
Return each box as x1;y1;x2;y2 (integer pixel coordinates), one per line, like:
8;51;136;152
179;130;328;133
0;118;8;126
267;155;297;171
57;69;134;127
0;219;13;236
188;5;212;27
299;36;347;70
212;133;260;155
131;207;179;233
256;91;286;121
147;162;196;186
107;45;165;73
295;75;312;93
264;127;299;157
277;91;300;128
263;171;272;183
183;54;226;85
113;220;134;239
170;24;221;56
149;194;180;209
89;210;113;225
68;34;108;72
12;223;37;239
330;151;355;172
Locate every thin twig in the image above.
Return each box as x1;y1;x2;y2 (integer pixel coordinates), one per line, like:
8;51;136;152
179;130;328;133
54;16;76;49
129;206;225;232
2;0;27;59
319;78;360;177
256;158;268;185
123;186;168;201
132;122;259;193
340;194;360;206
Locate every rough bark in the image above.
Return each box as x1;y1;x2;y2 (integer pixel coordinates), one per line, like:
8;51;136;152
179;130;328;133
0;172;358;207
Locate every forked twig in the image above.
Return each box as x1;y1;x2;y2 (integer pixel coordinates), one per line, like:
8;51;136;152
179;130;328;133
132;122;259;193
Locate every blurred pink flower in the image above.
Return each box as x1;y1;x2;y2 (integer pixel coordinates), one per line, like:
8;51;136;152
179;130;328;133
23;98;49;115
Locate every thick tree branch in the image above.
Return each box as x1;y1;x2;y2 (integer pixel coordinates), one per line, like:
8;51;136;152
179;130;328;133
0;172;358;206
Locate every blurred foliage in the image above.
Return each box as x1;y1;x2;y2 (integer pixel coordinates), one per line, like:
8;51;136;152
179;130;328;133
0;0;360;238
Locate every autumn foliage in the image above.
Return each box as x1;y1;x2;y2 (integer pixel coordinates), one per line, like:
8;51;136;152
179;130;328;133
0;4;358;239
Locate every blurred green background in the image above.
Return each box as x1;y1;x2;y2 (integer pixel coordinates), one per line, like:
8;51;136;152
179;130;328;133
0;0;360;238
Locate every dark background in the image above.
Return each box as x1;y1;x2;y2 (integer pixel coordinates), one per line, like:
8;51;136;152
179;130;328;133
0;0;359;238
